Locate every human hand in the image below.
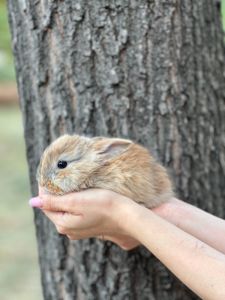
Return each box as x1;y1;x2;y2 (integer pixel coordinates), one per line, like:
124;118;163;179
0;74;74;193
30;188;141;250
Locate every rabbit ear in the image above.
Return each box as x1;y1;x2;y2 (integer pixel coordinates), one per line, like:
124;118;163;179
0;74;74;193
94;138;132;160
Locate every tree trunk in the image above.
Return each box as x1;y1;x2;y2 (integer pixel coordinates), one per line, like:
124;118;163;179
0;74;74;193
7;0;225;299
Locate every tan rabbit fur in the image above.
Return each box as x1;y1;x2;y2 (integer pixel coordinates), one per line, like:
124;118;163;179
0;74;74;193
37;134;174;208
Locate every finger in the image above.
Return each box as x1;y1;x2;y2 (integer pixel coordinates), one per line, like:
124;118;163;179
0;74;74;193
30;188;114;211
42;210;66;227
43;209;83;229
41;194;78;212
43;210;100;239
29;193;83;213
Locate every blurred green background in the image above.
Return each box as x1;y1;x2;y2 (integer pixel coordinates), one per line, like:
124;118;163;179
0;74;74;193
223;0;225;32
0;108;42;300
0;0;14;81
0;0;42;299
0;1;225;300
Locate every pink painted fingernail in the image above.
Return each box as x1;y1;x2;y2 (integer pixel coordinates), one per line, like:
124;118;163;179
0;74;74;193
29;197;43;208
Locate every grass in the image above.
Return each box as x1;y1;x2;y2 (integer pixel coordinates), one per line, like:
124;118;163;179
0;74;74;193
0;105;42;300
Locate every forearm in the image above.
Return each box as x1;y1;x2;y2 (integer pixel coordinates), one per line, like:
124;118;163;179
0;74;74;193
117;201;225;300
153;198;225;254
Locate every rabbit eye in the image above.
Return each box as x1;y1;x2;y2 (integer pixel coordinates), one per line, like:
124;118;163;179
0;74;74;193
57;160;68;169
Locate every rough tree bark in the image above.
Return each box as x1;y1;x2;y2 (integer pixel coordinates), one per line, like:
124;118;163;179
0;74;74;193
7;0;225;299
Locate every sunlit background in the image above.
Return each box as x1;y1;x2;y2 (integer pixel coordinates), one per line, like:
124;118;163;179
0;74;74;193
0;0;225;299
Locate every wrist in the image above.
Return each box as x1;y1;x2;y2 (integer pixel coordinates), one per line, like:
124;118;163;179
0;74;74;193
111;195;144;237
152;197;191;227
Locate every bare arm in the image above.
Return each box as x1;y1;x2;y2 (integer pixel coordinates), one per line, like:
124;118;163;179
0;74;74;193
153;198;225;254
121;201;225;300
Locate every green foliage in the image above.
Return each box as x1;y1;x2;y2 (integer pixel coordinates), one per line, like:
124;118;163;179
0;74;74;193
0;0;15;81
0;1;10;52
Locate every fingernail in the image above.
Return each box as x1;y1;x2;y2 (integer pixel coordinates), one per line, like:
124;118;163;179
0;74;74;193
29;197;43;208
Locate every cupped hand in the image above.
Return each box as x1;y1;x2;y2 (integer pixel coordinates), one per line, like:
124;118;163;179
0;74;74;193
30;188;140;250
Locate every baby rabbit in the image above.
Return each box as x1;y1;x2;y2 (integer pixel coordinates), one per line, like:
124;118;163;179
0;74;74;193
37;135;174;208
